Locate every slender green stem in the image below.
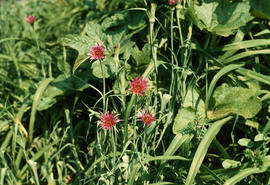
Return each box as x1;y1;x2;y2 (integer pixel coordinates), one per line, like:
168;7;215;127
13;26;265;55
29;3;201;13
110;130;116;167
169;7;175;109
99;60;106;112
176;2;184;46
33;25;46;78
124;95;136;144
213;138;230;159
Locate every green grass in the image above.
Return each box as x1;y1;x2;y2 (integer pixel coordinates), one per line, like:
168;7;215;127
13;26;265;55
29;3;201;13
1;0;270;184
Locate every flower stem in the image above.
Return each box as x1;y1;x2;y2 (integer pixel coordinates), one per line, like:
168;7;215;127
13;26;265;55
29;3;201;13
124;95;136;144
99;60;106;112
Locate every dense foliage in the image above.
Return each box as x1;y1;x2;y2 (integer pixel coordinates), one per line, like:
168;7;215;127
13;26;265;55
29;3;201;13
1;0;270;184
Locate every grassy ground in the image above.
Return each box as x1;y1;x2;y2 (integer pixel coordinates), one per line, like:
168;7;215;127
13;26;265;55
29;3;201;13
1;0;270;184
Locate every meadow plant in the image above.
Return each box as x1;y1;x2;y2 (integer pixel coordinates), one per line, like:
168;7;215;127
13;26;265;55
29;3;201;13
1;0;270;184
88;43;107;60
129;76;149;96
100;111;120;131
26;15;36;24
138;110;156;126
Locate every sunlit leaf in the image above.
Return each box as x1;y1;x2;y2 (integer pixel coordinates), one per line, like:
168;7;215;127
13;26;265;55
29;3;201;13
210;83;262;119
188;0;252;37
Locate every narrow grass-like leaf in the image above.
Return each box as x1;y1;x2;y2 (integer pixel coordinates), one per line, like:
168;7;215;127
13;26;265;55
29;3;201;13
0;168;7;185
224;49;270;64
1;130;13;150
149;182;176;185
19;142;56;179
224;156;270;185
128;155;189;185
218;29;245;62
29;78;54;144
236;68;270;86
27;160;40;185
161;134;193;165
222;39;270;51
185;116;233;185
72;53;89;73
263;120;270;134
205;63;244;115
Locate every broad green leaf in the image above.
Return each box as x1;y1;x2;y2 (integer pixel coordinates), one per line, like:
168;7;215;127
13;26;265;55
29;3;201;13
254;134;270;142
127;10;146;30
102;13;126;31
91;56;116;79
37;75;89;111
188;0;252;37
132;44;151;66
64;35;92;54
183;87;205;116
222;159;241;169
173;108;196;135
238;138;254;148
205;63;245;114
85;21;107;44
210;83;262;119
250;0;270;20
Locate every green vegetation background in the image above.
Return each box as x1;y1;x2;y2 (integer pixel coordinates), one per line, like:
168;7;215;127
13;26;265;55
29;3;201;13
1;0;270;184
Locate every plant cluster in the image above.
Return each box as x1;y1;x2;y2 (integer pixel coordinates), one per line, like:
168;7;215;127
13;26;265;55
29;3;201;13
1;0;270;184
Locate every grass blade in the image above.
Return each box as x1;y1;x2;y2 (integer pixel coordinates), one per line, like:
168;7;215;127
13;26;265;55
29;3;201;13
161;134;193;165
236;68;270;86
222;39;270;51
224;49;270;64
29;78;54;144
128;155;189;185
185;116;233;185
224;156;270;185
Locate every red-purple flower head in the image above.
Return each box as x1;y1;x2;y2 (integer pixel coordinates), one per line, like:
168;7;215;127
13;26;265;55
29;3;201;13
138;111;156;126
129;76;149;96
100;111;120;131
169;0;178;5
26;15;36;24
88;43;107;60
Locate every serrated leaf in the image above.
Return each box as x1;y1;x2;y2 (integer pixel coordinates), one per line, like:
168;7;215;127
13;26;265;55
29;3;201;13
90;56;116;79
188;0;252;37
222;159;241;169
85;21;107;44
64;35;92;54
238;138;254;148
173;108;196;135
211;83;262;119
132;44;151;66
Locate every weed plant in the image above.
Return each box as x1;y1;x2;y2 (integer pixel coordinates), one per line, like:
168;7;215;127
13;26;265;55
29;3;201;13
1;0;270;184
